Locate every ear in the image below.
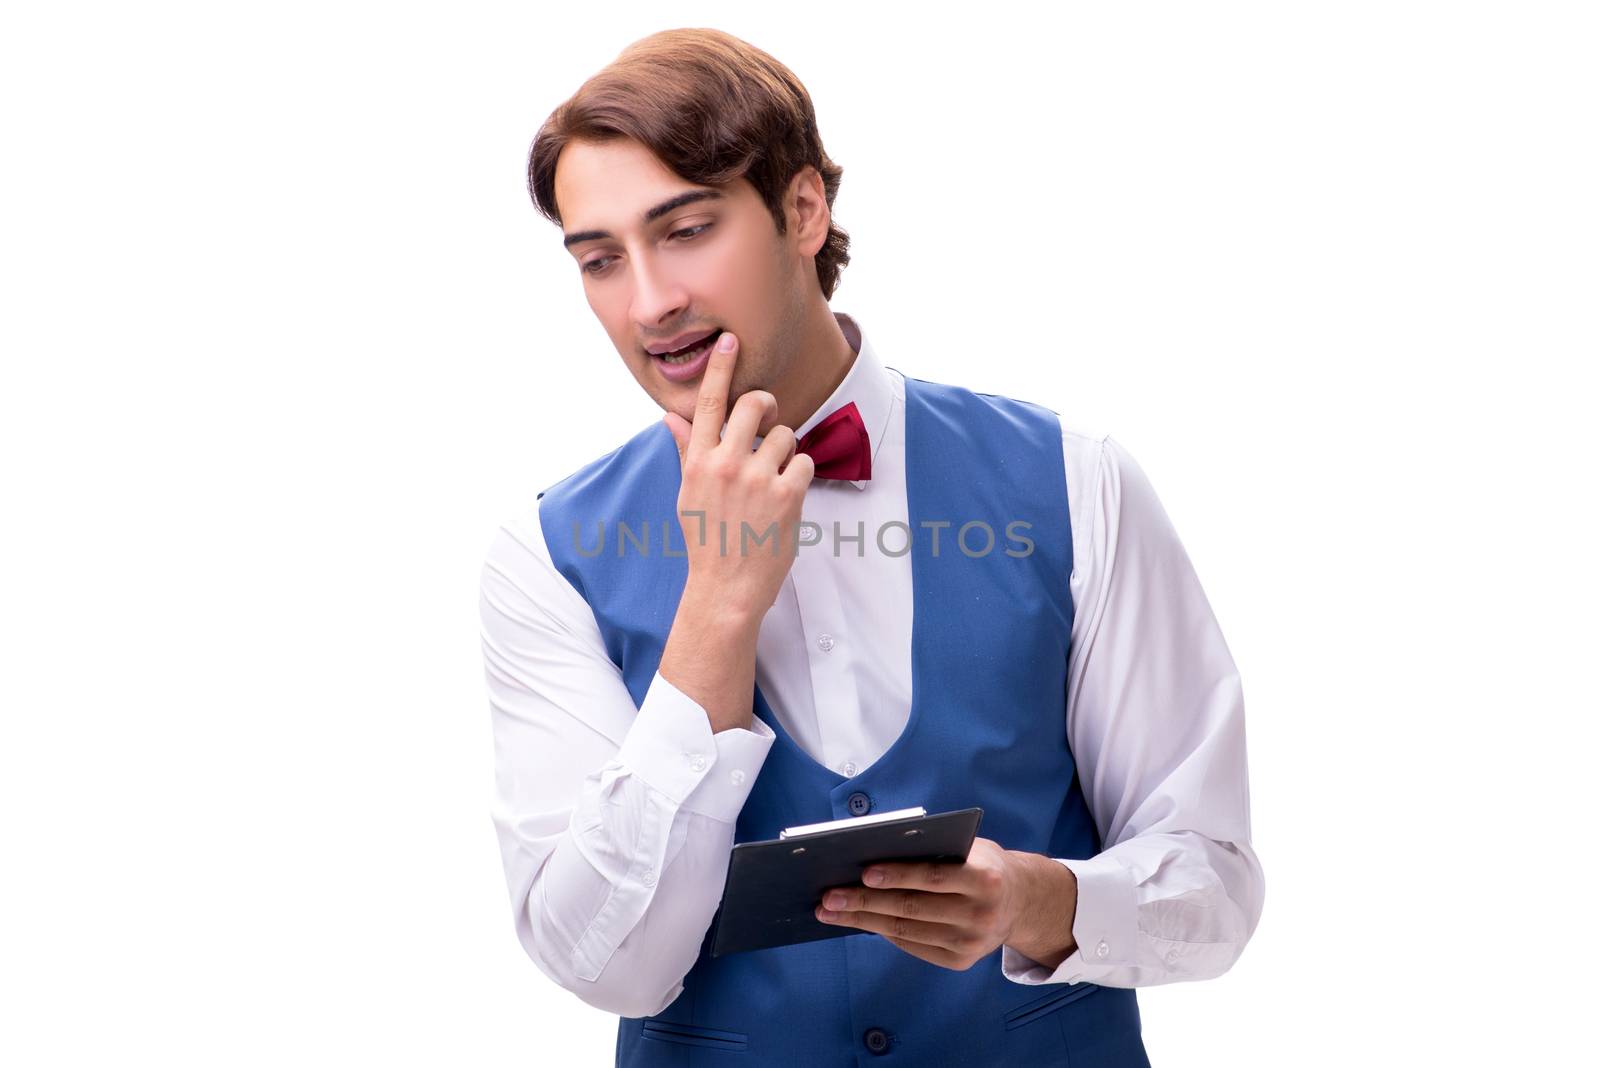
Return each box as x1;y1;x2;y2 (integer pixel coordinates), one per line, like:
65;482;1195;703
786;165;831;258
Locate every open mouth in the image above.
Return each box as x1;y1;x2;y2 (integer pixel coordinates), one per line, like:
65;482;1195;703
654;329;724;365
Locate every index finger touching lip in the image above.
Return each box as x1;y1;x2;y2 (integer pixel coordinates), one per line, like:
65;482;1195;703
688;332;738;455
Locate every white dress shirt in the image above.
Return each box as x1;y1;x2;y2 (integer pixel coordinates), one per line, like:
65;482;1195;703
481;311;1264;1019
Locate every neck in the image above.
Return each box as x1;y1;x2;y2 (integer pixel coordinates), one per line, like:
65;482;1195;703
774;303;859;433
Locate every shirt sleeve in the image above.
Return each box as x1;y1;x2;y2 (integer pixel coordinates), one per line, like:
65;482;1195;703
481;507;775;1018
1002;432;1265;987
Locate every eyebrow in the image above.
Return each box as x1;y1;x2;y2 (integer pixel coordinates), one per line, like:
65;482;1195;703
562;189;726;249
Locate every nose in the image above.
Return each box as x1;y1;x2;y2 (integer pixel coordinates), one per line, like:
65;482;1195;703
629;251;689;333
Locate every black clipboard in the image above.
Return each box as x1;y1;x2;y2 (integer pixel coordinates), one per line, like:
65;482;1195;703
708;807;983;957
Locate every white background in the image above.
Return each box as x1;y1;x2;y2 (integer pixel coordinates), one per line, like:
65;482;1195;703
3;2;1595;1064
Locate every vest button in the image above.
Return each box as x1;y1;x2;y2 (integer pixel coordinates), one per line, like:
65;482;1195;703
847;792;871;816
863;1027;890;1054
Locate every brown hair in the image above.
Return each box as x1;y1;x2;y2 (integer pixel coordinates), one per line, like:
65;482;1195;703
527;28;851;300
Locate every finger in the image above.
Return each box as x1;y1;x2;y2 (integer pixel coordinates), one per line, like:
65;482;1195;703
814;905;970;955
721;388;777;455
778;449;815;493
819;886;970;926
663;412;692;465
753;424;796;474
884;936;965;970
687;331;739;457
753;398;786;440
862;861;966;893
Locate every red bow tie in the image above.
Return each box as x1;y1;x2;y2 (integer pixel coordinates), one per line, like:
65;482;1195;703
795;401;872;482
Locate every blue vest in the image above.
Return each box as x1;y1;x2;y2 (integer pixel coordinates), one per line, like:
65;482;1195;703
538;375;1149;1067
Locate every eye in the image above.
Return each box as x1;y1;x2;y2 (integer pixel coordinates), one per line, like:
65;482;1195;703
581;224;710;278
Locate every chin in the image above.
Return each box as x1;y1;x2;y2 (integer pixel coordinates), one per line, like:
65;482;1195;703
660;394;697;426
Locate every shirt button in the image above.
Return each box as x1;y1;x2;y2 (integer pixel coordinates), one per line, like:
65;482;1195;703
687;753;706;772
816;633;835;652
730;769;746;786
642;868;656;886
1096;940;1110;960
842;761;858;776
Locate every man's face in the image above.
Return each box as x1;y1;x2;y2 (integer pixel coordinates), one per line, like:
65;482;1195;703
554;136;812;424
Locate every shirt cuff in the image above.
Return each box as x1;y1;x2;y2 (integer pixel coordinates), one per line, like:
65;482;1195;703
613;672;775;822
1000;855;1140;985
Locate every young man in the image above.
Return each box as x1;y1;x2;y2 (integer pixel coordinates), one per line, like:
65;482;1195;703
482;27;1263;1066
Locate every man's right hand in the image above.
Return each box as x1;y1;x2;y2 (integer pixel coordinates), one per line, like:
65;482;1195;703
663;331;816;625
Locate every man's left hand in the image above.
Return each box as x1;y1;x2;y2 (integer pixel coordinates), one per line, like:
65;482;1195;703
813;837;1077;971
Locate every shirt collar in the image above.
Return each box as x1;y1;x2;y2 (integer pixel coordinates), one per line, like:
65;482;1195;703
790;311;893;491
